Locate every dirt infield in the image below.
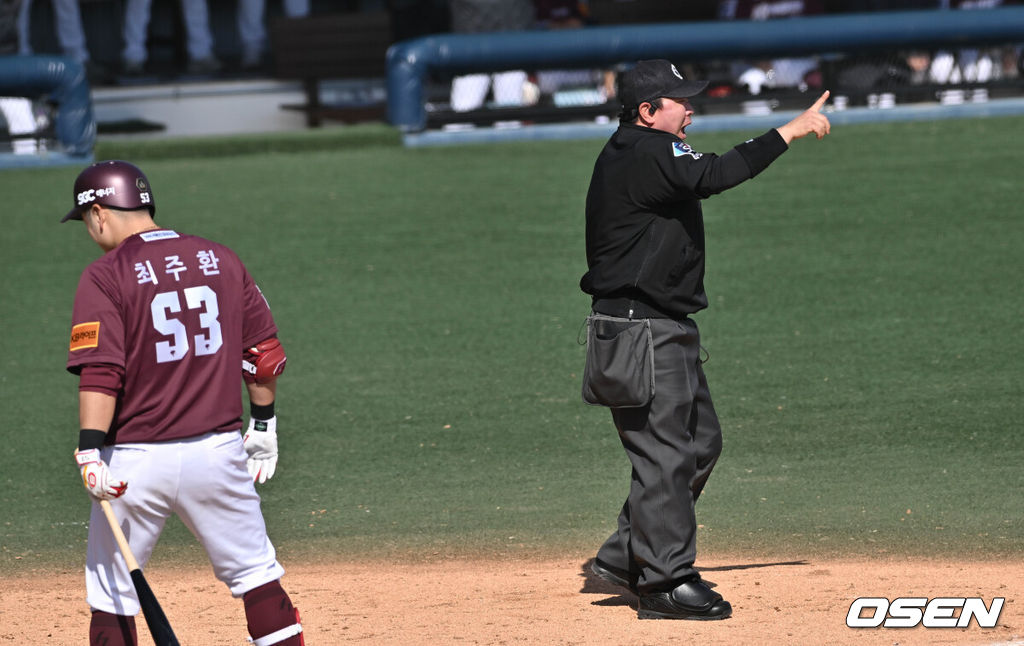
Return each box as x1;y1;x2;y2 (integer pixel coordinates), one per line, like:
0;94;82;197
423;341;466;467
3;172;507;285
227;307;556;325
2;554;1021;645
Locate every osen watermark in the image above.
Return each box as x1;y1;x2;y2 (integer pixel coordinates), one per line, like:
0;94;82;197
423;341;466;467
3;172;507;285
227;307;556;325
847;597;1005;628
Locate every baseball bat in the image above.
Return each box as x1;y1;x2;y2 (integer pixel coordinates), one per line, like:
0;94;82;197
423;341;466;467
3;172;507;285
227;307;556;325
99;499;181;646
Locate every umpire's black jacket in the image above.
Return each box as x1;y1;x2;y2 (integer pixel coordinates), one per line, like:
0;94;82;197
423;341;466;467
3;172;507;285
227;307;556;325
581;123;789;320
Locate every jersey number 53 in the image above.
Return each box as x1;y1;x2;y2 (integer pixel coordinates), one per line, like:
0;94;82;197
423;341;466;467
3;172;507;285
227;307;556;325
150;286;223;363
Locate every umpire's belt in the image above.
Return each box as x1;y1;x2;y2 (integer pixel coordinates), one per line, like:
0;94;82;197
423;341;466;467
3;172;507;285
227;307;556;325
592;297;675;320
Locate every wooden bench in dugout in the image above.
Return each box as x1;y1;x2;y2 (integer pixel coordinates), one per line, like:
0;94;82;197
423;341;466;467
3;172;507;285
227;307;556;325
269;12;392;127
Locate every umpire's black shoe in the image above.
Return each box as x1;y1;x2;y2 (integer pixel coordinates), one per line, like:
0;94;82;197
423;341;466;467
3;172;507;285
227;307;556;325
591;559;637;594
637;577;732;620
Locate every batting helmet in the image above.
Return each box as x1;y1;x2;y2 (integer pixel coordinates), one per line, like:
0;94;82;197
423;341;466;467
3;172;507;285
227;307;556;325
62;160;156;223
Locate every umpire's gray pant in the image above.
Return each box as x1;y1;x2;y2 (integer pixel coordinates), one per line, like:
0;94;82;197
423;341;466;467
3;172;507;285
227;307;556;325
596;316;722;594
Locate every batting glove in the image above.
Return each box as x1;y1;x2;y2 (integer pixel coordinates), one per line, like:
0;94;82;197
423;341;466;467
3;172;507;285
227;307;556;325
75;449;127;499
243;416;278;484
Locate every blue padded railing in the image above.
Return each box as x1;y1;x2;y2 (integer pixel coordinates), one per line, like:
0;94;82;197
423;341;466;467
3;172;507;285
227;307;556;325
386;7;1024;132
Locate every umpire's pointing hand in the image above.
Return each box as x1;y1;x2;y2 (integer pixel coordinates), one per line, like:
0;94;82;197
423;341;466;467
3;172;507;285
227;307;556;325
776;90;832;144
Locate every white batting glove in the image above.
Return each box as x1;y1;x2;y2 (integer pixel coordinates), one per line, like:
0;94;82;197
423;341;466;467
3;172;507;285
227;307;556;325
243;416;278;484
75;449;127;499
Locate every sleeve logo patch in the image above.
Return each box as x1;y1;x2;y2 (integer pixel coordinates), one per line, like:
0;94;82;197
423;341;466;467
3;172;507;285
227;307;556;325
70;322;100;351
672;142;702;159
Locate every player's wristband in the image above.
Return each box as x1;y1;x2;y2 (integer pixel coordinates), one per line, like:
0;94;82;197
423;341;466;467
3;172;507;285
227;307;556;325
250;401;275;421
78;429;107;451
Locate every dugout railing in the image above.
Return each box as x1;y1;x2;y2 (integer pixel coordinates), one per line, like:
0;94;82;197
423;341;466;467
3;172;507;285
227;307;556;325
386;7;1024;133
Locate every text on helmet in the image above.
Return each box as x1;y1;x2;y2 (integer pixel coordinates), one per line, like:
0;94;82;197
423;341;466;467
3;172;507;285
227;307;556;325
77;186;117;205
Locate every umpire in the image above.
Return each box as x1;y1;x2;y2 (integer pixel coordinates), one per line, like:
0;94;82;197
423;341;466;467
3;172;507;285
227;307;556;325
580;59;830;620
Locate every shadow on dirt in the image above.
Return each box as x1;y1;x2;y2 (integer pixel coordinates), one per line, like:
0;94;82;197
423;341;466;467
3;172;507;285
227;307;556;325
578;557;810;605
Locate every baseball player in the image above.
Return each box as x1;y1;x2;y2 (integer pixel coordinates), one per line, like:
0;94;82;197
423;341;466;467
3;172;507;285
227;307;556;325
63;160;304;645
580;60;829;619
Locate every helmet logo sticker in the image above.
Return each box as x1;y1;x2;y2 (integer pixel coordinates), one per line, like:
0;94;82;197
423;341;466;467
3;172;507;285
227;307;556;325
77;186;117;205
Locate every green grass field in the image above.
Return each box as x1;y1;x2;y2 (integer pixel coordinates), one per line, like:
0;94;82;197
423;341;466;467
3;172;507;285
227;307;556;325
2;115;1022;572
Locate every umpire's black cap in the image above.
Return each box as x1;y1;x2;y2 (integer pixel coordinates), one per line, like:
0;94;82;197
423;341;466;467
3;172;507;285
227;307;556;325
618;60;708;109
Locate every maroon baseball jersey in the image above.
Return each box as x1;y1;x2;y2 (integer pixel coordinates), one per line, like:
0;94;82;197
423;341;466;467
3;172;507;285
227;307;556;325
67;229;277;443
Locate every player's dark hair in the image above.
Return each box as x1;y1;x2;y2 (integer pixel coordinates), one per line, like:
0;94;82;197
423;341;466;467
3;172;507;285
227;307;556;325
619;97;663;124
